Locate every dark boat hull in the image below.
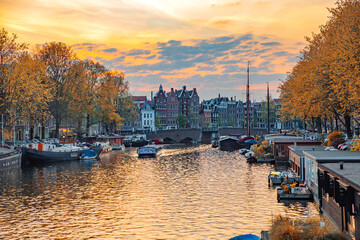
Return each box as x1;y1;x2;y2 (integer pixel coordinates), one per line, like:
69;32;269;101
246;156;257;163
124;140;149;148
23;146;103;164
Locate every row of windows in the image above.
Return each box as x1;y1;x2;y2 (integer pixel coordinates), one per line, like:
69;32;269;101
156;112;178;117
143;113;153;118
142;120;153;126
156;112;167;117
156;104;167;109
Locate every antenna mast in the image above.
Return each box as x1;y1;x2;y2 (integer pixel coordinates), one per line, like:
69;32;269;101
267;82;270;134
246;61;250;137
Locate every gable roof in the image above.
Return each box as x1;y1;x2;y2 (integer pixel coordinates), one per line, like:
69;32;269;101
133;96;147;102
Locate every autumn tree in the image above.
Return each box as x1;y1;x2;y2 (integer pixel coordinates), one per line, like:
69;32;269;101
0;28;28;128
280;0;360;137
35;42;77;137
6;53;53;139
94;70;127;134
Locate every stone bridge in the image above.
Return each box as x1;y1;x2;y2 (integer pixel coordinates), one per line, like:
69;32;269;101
146;128;268;144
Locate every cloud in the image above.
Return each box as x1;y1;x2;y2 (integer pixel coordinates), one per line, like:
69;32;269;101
75;33;300;100
261;42;281;46
103;48;117;53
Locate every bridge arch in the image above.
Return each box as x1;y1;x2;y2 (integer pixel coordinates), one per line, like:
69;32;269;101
180;137;193;143
163;137;176;144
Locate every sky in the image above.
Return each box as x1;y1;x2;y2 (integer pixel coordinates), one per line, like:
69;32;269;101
1;0;335;102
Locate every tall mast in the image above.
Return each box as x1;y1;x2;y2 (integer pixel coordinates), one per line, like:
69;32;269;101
267;82;270;134
246;61;250;137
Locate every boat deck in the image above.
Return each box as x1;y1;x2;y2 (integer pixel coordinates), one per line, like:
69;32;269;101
277;187;313;201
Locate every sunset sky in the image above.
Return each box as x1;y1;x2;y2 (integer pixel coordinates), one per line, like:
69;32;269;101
1;0;334;101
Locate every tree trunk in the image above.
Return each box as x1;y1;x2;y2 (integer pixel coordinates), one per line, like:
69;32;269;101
55;119;60;138
41;120;46;139
86;115;90;136
323;118;327;133
344;114;352;138
311;117;315;132
316;117;322;133
335;118;339;131
77;118;82;140
330;118;334;132
30;118;34;140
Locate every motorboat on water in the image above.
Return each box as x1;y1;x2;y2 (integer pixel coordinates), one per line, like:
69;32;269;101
211;139;219;148
80;149;98;160
112;144;125;150
239;148;250;155
137;145;162;158
244;150;257;163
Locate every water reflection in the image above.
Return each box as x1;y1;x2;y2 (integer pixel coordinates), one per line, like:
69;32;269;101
0;145;318;239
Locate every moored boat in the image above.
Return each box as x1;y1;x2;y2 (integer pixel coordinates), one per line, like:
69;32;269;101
268;171;300;186
211;139;219;148
245;151;257;163
0;148;21;170
22;143;103;164
239;148;250;155
219;136;240;151
277;186;313;201
137;145;162;158
80;149;97;160
124;134;149;147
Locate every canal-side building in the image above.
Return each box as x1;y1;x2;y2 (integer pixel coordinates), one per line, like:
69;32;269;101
318;161;360;239
166;88;179;129
140;102;155;132
303;151;360;210
188;88;200;128
153;85;168;129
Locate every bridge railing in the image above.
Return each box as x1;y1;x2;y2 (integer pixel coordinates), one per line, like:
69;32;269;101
202;127;218;132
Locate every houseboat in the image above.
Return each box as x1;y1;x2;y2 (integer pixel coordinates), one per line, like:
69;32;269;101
0;148;21;170
22;143;99;164
109;136;125;150
219;136;240;151
124;134;149;147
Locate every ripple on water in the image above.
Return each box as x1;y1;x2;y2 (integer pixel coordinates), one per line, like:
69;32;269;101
0;145;319;239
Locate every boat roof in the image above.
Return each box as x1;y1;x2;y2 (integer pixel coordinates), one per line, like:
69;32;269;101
320;162;360;190
304;150;360;162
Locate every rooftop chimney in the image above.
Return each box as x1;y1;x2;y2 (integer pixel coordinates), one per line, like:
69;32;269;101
340;161;344;170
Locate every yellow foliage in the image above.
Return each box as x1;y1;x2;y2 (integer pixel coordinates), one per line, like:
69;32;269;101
279;0;360;127
253;140;270;158
350;139;360;151
327;131;345;147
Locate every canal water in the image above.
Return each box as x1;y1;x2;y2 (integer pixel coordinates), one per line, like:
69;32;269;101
0;145;319;239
